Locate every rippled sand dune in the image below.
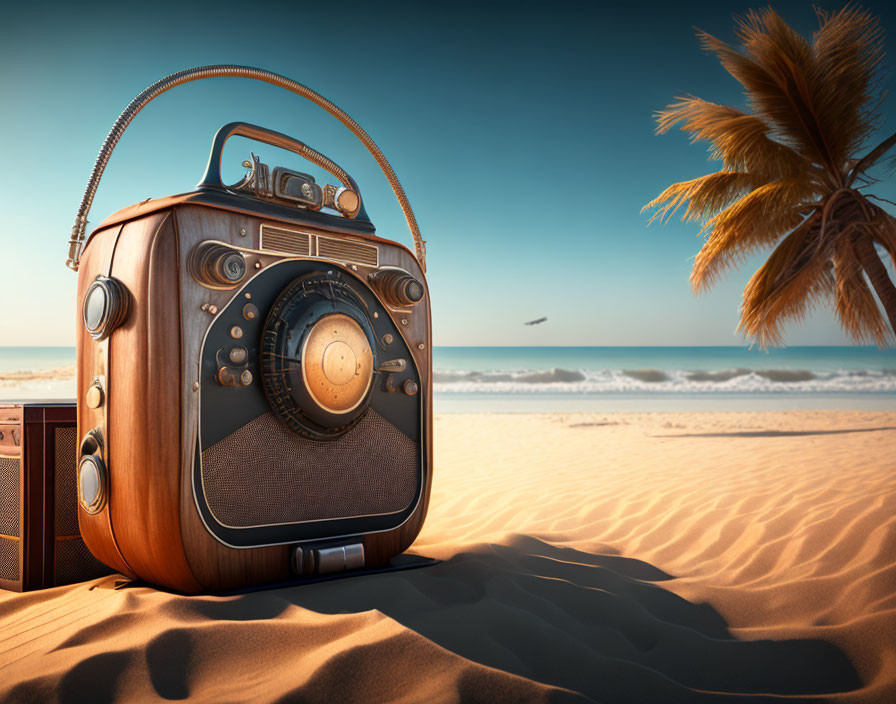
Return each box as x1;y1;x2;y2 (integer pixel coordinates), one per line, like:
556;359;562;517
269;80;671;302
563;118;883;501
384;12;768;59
1;411;894;702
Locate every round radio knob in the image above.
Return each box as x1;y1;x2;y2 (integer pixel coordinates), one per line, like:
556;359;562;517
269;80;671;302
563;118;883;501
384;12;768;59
369;269;425;307
78;455;108;514
334;187;361;217
83;276;129;341
189;242;247;287
217;366;253;387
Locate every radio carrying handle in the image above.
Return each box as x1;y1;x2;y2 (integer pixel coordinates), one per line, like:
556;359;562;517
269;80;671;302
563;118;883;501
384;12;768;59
65;65;425;272
198;121;368;220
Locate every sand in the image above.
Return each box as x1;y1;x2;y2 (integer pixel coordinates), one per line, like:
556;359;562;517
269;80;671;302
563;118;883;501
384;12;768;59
1;410;894;703
0;366;76;400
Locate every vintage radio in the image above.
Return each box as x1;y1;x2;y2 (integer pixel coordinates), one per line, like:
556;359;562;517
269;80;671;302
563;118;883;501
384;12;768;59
66;67;432;593
0;402;111;591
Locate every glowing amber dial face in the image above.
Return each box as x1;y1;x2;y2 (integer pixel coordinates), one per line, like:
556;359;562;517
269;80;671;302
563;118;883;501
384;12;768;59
301;313;374;414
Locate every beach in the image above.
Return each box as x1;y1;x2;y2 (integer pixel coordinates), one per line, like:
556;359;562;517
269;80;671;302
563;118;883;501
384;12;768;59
1;409;893;702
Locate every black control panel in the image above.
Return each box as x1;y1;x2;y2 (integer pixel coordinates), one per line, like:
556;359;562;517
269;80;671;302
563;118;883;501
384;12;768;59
199;257;421;450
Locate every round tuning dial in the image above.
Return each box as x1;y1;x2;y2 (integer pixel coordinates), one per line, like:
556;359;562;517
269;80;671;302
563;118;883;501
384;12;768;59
83;276;129;341
369;269;425;308
260;272;377;440
189;242;247;288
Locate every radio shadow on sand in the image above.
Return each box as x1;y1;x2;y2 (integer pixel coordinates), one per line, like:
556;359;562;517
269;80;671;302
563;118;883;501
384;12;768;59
114;534;861;703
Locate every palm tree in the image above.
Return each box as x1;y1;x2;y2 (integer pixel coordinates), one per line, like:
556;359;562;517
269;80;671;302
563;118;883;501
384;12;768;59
644;6;896;346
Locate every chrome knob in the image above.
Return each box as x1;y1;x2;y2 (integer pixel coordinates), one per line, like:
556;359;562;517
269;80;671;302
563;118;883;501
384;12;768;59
189;242;247;287
78;455;108;514
83;276;129;341
369;269;425;307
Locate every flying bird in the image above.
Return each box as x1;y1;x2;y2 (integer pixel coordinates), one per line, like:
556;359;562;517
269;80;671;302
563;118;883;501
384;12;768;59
524;317;547;326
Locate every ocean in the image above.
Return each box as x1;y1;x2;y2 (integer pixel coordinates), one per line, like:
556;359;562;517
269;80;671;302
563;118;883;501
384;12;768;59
433;346;896;412
1;346;895;411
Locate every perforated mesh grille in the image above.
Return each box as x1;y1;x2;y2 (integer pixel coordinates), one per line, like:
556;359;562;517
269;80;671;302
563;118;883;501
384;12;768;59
0;535;18;582
54;427;79;536
0;456;20;537
201;409;418;528
54;537;112;585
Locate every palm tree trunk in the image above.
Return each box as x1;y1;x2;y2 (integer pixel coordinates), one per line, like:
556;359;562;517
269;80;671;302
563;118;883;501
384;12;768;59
855;233;896;337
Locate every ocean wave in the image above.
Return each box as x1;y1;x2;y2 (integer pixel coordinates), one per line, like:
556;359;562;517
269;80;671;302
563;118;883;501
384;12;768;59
433;367;896;393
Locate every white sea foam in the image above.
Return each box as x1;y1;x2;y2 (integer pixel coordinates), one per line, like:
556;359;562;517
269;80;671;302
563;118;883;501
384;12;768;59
433;368;896;394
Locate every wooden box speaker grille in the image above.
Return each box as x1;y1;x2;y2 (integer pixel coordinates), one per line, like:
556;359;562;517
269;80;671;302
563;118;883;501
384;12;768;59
201;410;418;528
0;403;112;592
0;456;19;582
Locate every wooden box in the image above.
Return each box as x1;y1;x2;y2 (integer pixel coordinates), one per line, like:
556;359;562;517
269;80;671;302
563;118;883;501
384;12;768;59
0;401;112;591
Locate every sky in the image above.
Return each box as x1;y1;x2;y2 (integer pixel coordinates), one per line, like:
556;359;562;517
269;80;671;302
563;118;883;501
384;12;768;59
1;0;895;347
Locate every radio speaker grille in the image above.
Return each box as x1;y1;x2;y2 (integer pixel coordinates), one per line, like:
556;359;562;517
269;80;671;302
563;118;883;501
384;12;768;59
317;236;378;266
53;427;79;536
54;537;111;585
0;536;18;581
0;456;19;537
260;225;311;256
201;409;417;528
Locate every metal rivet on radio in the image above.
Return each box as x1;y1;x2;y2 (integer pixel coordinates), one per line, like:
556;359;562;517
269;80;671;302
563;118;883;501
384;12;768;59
208;305;218;315
400;318;408;326
255;262;262;269
230;326;243;339
239;228;247;236
383;333;393;345
403;380;419;396
192;381;200;391
417;343;425;350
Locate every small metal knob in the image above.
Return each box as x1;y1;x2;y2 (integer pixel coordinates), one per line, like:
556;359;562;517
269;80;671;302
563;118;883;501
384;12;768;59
85;381;104;409
334;187;361;217
217;366;253;387
189;242;247;287
403;379;419;396
369;269;425;308
229;347;248;364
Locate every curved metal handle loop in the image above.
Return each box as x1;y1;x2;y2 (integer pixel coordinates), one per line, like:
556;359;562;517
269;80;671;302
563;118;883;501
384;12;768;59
198;121;359;197
66;65;426;272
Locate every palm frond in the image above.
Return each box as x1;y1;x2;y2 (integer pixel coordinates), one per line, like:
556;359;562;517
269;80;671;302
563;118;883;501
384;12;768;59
655;97;811;180
691;178;816;291
698;7;878;179
812;6;885;163
738;216;833;345
831;233;890;344
643;171;761;224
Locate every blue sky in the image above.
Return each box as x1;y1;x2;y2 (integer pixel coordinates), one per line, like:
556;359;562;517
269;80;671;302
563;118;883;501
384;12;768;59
2;0;895;346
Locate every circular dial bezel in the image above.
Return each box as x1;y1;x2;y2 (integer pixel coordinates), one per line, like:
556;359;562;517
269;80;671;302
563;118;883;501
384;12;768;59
82;276;128;341
78;455;108;514
259;272;378;440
